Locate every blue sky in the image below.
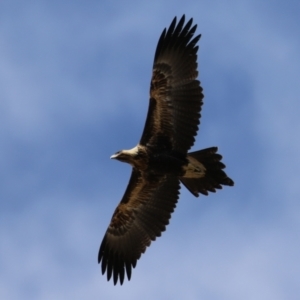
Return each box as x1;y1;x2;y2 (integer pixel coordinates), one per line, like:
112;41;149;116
1;0;300;299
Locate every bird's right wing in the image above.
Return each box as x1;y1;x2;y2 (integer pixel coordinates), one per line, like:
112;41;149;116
98;169;180;285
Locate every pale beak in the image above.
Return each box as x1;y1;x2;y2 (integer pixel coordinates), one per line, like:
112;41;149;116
110;153;118;159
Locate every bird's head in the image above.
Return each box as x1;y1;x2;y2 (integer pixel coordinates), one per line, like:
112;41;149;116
110;147;139;165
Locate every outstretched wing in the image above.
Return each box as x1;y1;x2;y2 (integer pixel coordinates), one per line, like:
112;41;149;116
140;15;203;153
98;169;180;285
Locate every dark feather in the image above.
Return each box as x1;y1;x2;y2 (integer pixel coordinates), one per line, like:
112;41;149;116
140;15;203;153
98;170;180;285
180;147;234;197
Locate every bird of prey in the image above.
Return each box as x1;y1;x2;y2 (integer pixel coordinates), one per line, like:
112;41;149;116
98;15;234;285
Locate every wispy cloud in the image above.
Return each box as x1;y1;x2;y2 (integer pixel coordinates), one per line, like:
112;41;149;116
1;0;299;299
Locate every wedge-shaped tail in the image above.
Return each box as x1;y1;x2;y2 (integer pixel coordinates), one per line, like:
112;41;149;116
180;147;234;197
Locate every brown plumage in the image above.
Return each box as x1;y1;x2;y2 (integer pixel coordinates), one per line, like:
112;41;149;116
98;15;234;285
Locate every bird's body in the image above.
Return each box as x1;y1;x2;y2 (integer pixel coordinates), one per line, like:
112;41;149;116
98;15;234;285
112;145;208;181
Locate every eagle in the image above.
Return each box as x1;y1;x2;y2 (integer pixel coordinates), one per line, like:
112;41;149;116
98;15;234;285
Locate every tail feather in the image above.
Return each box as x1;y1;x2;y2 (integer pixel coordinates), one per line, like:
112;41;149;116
180;147;234;197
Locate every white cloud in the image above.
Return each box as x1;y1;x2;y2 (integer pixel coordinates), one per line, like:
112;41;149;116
1;0;300;299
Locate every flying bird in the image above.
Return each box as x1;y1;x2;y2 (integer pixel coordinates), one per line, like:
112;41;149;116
98;15;234;285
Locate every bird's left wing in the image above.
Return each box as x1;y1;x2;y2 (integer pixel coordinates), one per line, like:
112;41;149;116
98;169;180;285
140;15;203;153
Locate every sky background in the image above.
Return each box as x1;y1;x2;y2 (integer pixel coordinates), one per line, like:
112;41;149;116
1;0;300;299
